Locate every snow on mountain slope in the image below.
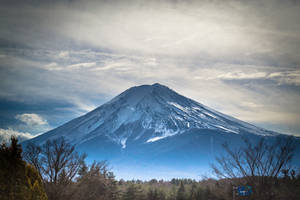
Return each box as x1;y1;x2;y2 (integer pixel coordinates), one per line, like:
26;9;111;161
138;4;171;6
28;83;277;149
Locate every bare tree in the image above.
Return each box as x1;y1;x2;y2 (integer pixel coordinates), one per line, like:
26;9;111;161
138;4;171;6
211;136;295;199
24;137;86;184
23;142;42;176
23;137;86;200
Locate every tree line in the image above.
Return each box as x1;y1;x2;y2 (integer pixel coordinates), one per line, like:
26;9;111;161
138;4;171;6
1;136;299;200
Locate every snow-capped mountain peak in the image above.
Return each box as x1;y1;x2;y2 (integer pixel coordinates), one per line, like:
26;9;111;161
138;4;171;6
30;83;277;150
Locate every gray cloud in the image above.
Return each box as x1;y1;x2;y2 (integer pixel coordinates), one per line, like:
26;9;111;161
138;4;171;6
2;0;300;65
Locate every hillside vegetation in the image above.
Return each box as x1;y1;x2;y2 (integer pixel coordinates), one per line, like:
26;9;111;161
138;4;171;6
1;137;299;200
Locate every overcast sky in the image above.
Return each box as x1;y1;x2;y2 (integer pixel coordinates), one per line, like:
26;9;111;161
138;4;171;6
1;0;300;141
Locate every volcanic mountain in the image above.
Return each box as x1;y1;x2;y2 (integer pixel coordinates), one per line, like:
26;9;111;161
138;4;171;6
23;83;299;179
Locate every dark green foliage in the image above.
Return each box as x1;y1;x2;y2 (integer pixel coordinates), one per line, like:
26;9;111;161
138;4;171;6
122;183;145;200
74;161;119;200
189;183;205;200
176;181;186;200
0;137;47;200
147;188;166;200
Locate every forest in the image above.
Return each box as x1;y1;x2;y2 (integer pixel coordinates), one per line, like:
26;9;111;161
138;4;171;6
1;136;299;200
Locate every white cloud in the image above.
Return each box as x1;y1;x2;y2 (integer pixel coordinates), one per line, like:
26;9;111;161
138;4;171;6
0;128;34;144
193;65;300;86
68;97;97;113
44;62;97;71
13;114;51;135
91;62;127;71
45;62;63;71
15;113;48;126
267;70;300;86
58;51;69;59
67;62;96;69
217;71;267;80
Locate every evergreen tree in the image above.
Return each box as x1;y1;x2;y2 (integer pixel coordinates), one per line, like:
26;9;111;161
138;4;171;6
189;183;197;200
122;183;144;200
147;188;166;200
0;137;47;200
74;161;119;200
176;181;186;200
168;185;177;200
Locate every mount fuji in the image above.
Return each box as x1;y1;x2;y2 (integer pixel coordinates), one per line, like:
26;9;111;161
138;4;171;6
23;83;300;180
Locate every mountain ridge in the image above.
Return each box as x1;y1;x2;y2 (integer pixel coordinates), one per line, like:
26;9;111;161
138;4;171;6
28;83;277;147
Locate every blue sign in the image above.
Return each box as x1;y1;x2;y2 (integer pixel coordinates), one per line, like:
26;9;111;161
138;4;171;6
237;186;252;196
